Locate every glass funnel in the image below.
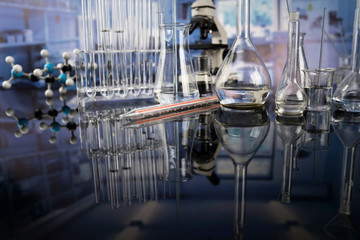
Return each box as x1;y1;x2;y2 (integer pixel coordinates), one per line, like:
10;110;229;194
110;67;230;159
214;106;270;239
333;2;360;112
275;12;307;116
275;115;305;203
154;23;199;104
215;0;271;109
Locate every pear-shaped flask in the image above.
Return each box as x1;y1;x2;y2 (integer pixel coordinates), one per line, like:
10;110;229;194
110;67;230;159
215;0;271;109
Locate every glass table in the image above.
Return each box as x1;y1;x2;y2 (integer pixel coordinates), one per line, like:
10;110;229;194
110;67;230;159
0;88;359;240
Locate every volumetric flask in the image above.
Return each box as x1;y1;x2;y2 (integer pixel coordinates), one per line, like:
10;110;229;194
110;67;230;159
154;23;199;104
215;0;271;109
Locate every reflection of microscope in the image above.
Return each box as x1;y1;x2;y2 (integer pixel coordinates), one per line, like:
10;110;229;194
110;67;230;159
189;0;228;75
191;113;221;185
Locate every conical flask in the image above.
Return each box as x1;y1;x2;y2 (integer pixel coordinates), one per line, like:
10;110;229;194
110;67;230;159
215;0;271;109
299;33;309;88
275;12;307;116
333;0;360;112
154;23;199;104
279;32;308;89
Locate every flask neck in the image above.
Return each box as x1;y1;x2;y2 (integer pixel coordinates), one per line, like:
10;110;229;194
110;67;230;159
236;0;250;38
286;18;300;83
351;8;360;71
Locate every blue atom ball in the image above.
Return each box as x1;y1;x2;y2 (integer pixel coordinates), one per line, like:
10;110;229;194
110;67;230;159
44;63;54;74
62;106;70;115
17;118;28;128
59;73;67;83
11;69;23;78
51;122;60;132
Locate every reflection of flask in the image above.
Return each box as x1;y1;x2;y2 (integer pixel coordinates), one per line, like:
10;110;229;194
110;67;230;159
275;12;307;116
214;106;269;239
333;2;360;112
215;0;271;109
154;23;199;104
275;115;305;203
193;55;215;97
325;110;360;239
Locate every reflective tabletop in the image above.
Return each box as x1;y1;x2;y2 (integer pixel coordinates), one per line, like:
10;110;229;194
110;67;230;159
1;88;360;240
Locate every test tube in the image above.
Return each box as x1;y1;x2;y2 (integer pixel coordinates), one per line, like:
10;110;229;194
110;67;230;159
95;0;114;98
112;0;128;98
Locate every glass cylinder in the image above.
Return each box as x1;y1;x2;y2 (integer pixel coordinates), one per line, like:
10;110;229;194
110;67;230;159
215;0;271;109
275;12;307;116
154;23;199;104
333;2;360;112
193;55;215;97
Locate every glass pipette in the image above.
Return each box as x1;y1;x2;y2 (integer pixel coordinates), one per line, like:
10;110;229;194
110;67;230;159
121;96;219;121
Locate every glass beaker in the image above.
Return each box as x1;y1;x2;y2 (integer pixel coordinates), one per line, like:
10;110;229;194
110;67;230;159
333;2;360;112
275;12;307;116
154;23;199;104
193;55;215;97
215;0;271;109
303;69;335;111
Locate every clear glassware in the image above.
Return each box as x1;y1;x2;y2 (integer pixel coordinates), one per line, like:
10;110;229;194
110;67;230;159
193;55;215;97
333;55;351;90
275;12;307;116
278;32;308;91
303;69;335;111
333;2;360;112
275;115;305;203
214;106;270;239
215;0;271;109
154;23;199;104
325;110;360;239
299;32;309;88
331;110;360;214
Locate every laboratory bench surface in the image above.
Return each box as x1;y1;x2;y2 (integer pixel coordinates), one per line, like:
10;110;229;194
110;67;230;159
0;88;360;240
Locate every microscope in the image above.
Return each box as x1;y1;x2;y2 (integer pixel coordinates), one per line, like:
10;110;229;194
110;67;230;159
189;0;228;75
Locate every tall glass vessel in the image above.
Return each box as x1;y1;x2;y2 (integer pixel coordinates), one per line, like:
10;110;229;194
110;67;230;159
215;0;271;109
299;33;309;88
333;1;360;112
154;23;199;104
275;12;307;116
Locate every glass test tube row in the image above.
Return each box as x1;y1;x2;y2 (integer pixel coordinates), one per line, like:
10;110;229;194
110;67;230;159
79;0;164;103
79;109;174;207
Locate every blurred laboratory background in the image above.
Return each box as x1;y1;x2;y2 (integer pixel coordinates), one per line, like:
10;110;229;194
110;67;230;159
0;0;356;84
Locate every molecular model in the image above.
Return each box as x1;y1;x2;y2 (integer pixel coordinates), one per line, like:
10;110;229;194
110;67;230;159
3;49;79;144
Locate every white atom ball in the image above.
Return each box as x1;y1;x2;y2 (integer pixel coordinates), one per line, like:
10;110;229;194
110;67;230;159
5;56;14;64
40;49;49;57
